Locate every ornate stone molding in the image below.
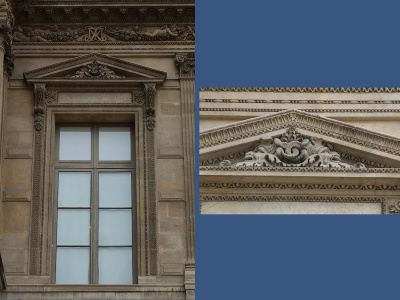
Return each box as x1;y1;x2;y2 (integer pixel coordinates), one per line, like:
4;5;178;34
30;82;47;275
219;127;364;169
13;25;195;43
199;110;400;158
201;98;400;104
25;53;166;82
200;182;400;191
12;2;195;25
200;108;400;114
200;166;400;173
144;83;156;131
200;87;400;93
175;52;195;78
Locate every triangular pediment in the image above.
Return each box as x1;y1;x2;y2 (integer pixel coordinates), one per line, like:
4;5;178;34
200;110;400;168
24;53;166;85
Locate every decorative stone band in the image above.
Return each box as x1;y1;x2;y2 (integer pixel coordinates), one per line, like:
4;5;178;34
200;166;400;173
199;87;400;93
219;127;363;169
199;182;400;191
13;25;195;43
199;110;400;157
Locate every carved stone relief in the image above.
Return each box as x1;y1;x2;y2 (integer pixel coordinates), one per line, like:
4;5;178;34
65;61;125;79
219;127;365;168
387;199;400;214
13;24;195;43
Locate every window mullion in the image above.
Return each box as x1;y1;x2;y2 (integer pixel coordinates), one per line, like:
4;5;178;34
91;168;99;284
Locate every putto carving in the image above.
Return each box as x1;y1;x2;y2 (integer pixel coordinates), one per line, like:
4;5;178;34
66;61;125;79
220;127;365;169
13;25;195;43
388;200;400;214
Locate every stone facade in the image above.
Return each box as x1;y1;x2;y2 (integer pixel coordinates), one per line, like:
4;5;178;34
0;1;195;299
199;88;400;215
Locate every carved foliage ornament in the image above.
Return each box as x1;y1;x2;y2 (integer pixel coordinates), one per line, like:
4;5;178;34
66;61;125;79
388;200;400;214
13;25;195;43
220;127;365;169
175;52;195;77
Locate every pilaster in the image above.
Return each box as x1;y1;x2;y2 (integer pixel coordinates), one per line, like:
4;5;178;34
175;52;195;298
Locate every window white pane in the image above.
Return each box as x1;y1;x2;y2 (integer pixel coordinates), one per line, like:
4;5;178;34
56;247;90;284
99;172;131;208
59;127;91;160
58;172;91;207
99;247;132;284
57;209;90;246
99;209;132;246
99;127;131;161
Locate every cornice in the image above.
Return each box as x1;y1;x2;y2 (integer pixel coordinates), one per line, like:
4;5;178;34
24;53;167;81
12;2;195;25
199;182;400;191
199;110;400;158
199;166;400;174
199;87;400;93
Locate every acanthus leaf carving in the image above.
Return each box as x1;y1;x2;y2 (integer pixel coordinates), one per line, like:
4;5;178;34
145;83;156;131
220;127;365;169
65;61;125;79
175;52;195;78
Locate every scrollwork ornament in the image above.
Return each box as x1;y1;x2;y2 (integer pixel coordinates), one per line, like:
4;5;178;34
66;61;125;79
175;52;195;78
388;200;400;214
220;127;365;169
144;83;156;130
146;108;156;131
133;90;145;105
34;113;44;131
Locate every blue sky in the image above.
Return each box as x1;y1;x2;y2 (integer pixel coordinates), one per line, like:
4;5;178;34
196;1;400;299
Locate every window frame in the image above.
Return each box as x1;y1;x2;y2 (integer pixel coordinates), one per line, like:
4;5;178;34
51;122;138;284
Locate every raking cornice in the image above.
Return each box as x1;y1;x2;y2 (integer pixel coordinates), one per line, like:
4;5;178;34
199;110;400;157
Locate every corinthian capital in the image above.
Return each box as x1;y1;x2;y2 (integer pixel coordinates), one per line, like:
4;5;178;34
175;53;195;78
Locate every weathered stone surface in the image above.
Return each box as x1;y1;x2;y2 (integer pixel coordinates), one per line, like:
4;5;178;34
0;2;195;297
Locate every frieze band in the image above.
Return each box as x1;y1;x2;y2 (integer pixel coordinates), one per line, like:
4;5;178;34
13;25;195;43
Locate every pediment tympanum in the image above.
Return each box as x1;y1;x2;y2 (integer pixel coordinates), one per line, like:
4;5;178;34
24;53;166;86
200;110;400;169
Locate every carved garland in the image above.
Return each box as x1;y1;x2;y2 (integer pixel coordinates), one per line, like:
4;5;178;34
13;25;195;43
29;81;159;276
